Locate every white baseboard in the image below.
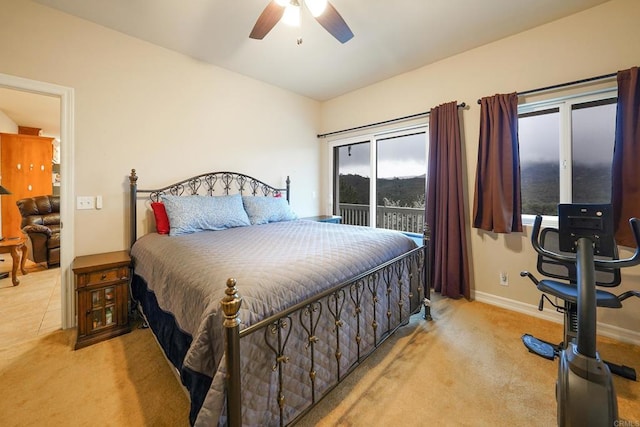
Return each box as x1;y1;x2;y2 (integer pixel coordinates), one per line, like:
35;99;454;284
473;291;640;347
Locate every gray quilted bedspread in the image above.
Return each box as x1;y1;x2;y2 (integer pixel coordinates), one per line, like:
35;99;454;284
131;219;418;426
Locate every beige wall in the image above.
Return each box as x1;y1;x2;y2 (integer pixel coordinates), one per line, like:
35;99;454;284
0;111;17;232
0;0;322;256
0;110;18;133
320;0;640;341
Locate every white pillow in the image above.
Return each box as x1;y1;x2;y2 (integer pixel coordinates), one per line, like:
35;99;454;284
161;194;250;236
242;196;297;225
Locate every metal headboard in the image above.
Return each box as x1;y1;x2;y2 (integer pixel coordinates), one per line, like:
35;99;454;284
128;169;290;248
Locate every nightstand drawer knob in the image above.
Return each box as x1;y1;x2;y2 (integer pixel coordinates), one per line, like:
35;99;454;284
101;274;107;280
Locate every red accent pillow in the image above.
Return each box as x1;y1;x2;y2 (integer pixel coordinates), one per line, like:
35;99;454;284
151;202;170;235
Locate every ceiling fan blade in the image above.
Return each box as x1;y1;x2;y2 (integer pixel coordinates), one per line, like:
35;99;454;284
249;1;286;40
314;2;354;43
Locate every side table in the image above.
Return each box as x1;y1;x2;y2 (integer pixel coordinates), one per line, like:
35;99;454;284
0;237;28;286
73;250;131;349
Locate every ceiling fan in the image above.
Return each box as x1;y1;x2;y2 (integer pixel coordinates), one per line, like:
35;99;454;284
250;0;354;44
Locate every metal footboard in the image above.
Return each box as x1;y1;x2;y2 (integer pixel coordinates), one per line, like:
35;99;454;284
222;243;430;427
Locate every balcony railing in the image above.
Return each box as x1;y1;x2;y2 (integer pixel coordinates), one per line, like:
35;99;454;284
338;203;424;234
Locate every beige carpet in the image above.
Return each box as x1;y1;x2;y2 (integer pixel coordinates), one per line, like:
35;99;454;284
1;297;638;426
300;298;640;426
0;323;190;426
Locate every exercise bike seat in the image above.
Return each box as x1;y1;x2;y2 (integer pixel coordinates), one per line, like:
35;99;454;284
537;279;623;309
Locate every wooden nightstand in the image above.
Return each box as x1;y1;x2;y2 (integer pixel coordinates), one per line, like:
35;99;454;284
301;215;342;224
72;250;132;350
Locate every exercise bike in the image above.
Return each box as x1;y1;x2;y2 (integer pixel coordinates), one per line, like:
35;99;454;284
526;204;640;426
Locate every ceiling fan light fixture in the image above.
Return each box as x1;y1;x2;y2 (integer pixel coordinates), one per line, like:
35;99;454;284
250;0;353;43
281;3;301;27
305;0;328;17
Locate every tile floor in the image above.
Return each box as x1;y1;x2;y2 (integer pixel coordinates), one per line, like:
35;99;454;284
0;258;61;349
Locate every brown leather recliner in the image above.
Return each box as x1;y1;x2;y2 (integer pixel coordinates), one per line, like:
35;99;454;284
16;195;61;268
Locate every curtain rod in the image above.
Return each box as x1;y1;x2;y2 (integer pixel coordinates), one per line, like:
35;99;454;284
317;102;466;139
476;71;617;104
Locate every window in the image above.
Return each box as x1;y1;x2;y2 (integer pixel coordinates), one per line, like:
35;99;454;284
331;128;427;235
519;108;560;215
518;90;617;219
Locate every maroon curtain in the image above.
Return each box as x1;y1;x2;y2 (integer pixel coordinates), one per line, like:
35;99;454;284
472;93;522;233
426;101;470;299
612;66;640;247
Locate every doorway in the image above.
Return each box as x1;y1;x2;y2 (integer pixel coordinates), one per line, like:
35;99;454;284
0;73;75;330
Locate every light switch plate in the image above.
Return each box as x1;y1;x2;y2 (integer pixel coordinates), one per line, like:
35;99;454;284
77;196;94;210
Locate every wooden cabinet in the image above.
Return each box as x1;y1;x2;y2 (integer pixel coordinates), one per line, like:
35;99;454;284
0;133;54;238
73;251;131;350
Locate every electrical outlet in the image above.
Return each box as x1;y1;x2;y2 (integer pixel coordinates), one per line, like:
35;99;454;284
499;271;509;286
77;196;95;210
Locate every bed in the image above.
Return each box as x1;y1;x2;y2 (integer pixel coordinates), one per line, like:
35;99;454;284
127;169;431;426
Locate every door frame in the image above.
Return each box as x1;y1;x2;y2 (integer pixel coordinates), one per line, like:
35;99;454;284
0;72;75;329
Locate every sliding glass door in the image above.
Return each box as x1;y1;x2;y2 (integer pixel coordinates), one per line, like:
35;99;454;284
376;132;427;233
332;128;427;235
334;141;371;226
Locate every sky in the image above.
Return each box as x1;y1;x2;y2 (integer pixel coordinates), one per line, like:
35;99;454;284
519;102;616;165
338;132;427;178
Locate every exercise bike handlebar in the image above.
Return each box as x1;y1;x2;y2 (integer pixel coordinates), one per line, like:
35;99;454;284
530;215;640;268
